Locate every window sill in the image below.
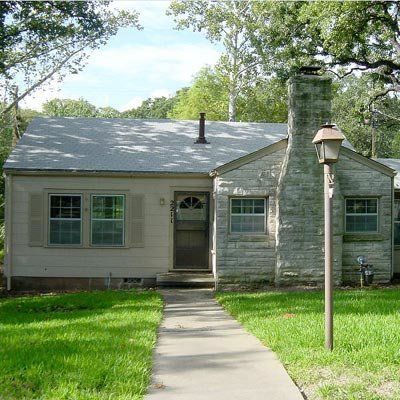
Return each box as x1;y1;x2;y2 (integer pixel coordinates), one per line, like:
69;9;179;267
343;233;384;242
45;244;83;248
90;245;128;249
228;233;269;242
45;244;129;249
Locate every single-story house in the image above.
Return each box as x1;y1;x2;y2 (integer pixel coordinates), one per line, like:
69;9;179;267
3;72;399;290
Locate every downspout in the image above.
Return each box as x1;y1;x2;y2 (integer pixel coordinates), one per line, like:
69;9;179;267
4;173;12;290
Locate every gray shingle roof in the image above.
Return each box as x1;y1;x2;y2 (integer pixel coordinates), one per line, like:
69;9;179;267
4;117;289;173
375;158;400;188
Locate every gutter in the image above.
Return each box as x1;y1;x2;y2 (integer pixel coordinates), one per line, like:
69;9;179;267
3;169;211;179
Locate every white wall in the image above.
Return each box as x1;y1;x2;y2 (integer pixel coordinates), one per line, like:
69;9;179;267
6;174;212;279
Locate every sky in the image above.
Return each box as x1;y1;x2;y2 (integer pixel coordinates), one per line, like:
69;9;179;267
21;1;222;112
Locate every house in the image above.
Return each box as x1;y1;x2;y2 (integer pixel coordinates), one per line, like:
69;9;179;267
3;72;398;290
375;158;400;277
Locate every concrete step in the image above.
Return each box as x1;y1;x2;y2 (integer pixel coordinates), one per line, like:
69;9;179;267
156;272;215;288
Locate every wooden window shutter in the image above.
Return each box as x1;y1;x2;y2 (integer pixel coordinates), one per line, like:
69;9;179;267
131;195;145;247
29;193;44;246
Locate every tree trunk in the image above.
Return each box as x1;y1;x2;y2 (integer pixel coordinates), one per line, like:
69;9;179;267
371;126;377;158
11;86;21;147
228;89;237;122
371;107;377;158
1;41;94;117
228;30;239;122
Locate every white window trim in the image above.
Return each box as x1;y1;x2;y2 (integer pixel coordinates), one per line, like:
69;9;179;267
90;194;125;247
48;193;83;246
345;197;379;234
230;197;267;234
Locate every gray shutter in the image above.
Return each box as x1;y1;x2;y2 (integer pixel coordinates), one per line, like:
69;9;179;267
29;193;44;246
131;195;145;247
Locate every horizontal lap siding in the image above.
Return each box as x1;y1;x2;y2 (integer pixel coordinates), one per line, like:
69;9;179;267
9;175;212;279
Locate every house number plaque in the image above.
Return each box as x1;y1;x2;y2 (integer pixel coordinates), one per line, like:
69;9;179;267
170;200;175;223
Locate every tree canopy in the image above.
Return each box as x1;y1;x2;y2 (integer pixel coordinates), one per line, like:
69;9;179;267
169;66;287;123
42;98;97;117
168;0;260;121
0;1;140;115
169;67;228;120
332;75;400;158
123;95;180;119
250;1;400;91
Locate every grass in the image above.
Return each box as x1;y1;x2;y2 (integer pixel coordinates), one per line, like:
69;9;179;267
0;290;163;400
217;288;400;400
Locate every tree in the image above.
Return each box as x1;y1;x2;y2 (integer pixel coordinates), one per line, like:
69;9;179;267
97;106;121;119
169;66;287;122
42;98;97;117
168;0;260;121
250;1;400;97
237;78;287;123
123;95;180;119
0;1;140;115
169;67;228;120
332;75;400;158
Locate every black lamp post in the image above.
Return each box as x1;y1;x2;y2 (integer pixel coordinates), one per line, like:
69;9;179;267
312;123;345;351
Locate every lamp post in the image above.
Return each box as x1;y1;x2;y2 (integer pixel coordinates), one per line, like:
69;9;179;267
312;123;345;351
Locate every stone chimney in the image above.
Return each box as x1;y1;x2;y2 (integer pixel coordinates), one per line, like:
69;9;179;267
275;70;342;285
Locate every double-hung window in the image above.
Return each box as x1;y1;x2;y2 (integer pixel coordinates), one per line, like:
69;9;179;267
91;195;125;246
230;198;266;234
49;194;82;245
345;198;378;233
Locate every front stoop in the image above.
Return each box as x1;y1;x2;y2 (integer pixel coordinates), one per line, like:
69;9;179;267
156;272;215;288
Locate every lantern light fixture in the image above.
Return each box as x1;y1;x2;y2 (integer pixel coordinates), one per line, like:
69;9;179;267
312;124;345;164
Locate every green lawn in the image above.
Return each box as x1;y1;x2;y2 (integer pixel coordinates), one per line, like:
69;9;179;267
0;290;163;400
217;288;400;400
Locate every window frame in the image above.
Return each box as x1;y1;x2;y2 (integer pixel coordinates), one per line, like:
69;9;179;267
48;193;83;247
229;197;267;235
344;197;379;234
90;194;126;247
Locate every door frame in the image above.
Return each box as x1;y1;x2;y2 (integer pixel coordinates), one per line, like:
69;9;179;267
172;190;212;271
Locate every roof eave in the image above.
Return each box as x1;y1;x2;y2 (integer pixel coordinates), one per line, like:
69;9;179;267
3;168;210;179
210;138;288;176
341;147;397;177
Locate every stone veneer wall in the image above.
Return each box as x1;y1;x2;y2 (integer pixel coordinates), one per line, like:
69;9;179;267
214;147;286;284
337;153;393;283
214;73;393;286
275;74;343;285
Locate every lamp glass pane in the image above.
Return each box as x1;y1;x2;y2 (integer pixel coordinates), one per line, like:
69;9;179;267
314;142;323;162
324;140;341;161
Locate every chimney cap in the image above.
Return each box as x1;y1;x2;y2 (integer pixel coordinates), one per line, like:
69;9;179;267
298;65;322;75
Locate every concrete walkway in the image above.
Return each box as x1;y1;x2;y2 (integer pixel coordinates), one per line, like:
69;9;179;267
146;289;304;400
